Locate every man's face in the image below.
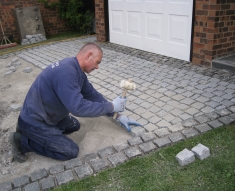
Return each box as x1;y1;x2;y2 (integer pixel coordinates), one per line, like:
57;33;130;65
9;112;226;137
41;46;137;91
85;50;103;74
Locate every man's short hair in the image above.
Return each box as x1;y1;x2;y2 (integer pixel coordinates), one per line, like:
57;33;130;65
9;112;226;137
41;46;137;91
80;42;103;54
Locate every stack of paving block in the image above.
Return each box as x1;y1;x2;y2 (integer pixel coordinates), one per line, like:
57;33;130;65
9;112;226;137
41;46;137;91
176;143;210;166
21;34;47;45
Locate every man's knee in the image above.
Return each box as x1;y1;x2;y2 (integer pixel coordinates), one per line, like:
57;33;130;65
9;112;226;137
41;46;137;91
61;143;79;160
68;143;79;159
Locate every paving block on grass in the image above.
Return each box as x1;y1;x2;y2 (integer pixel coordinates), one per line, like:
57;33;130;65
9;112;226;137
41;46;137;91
191;143;210;160
74;164;93;179
176;148;195;166
55;170;75;186
108;153;128;166
24;182;40;191
40;177;56;191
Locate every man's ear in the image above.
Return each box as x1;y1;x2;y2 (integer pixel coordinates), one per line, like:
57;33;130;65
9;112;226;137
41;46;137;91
87;51;93;61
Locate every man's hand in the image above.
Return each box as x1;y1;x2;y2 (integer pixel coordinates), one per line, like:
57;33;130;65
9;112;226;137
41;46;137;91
117;115;142;132
112;96;127;112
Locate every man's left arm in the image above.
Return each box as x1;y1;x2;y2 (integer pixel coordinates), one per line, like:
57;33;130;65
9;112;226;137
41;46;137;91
81;77;114;117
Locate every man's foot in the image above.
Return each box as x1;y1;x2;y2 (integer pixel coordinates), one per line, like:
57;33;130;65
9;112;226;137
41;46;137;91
10;132;27;163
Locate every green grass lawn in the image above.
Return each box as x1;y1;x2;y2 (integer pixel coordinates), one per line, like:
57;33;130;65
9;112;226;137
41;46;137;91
0;31;86;56
54;125;235;191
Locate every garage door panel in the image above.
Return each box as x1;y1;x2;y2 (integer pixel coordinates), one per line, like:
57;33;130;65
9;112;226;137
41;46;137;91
111;10;124;33
168;14;189;45
109;0;193;61
146;12;163;40
127;11;142;37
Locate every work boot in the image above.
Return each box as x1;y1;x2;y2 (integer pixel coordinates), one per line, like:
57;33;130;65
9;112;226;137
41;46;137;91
10;132;27;163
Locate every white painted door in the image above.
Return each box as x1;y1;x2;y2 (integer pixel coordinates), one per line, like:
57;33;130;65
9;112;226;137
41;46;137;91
108;0;193;61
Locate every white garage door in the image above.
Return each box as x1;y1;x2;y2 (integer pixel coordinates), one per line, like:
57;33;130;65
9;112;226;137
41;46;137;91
108;0;193;61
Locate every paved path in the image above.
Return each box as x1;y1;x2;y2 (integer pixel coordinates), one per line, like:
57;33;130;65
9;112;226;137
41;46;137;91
1;36;235;191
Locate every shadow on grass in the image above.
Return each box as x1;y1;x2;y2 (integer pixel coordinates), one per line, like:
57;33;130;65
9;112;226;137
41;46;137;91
54;124;235;191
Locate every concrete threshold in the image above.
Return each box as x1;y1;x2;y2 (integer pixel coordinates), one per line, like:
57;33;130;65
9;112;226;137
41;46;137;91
212;54;235;74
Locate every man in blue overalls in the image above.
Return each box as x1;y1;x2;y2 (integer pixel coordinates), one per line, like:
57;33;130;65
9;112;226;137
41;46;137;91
10;42;140;162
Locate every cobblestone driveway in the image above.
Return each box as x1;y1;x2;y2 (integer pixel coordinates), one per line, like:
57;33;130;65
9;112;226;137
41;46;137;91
1;36;235;191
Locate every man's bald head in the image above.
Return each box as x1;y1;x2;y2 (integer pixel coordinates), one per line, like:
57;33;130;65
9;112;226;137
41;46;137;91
76;42;103;74
79;42;103;55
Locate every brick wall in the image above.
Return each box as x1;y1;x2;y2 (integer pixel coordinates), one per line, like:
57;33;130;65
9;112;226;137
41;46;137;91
94;0;106;42
0;0;70;43
192;0;235;67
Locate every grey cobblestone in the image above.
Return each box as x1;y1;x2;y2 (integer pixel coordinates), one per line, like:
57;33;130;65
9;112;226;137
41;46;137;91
74;164;93;179
49;164;64;175
128;137;143;146
131;126;146;136
168;133;185;143
218;116;234;125
98;146;115;158
216;108;232;116
84;153;100;163
55;170;75;186
13;175;30;188
194;115;210;124
182;118;198;128
195;124;212;133
153;137;171;148
24;182;40;191
30;169;48;182
108;153;128;166
141;133;156;142
0;181;12;191
154;128;170;137
182;128;200;138
139;142;157;153
64;158;82;170
124;147;142;159
208;120;224;128
113;142;130;152
90;159;109;172
144;123;158;132
40;177;55;191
